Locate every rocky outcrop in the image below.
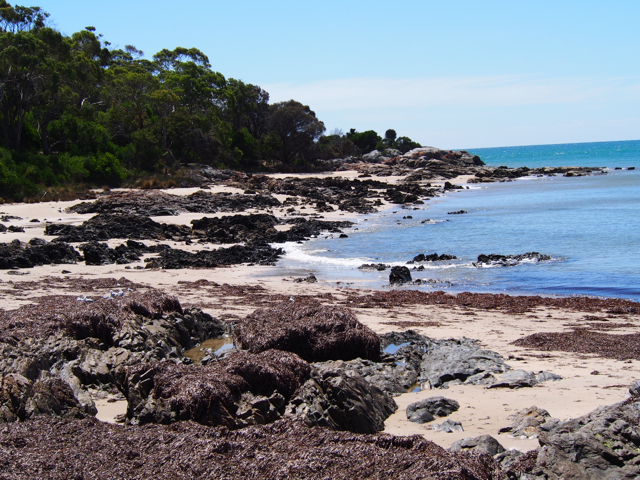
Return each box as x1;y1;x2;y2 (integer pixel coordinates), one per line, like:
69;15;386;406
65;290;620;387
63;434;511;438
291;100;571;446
0;417;503;479
287;361;397;434
234;300;381;363
68;190;282;216
0;239;81;269
144;244;284;269
406;396;460;424
409;253;457;263
0;374;95;423
0;288;229;421
46;213;191;242
473;252;553;268
528;396;640;478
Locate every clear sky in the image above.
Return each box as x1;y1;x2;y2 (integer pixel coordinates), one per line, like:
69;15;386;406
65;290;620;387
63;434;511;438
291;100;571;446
34;0;640;149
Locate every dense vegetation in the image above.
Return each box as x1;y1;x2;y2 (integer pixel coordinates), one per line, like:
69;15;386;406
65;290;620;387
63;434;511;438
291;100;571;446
0;2;422;200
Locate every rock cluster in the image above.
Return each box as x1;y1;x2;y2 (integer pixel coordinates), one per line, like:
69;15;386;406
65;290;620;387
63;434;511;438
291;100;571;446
473;252;553;267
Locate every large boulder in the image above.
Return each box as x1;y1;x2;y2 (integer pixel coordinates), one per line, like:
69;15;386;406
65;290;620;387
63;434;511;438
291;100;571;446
419;338;509;389
234;300;381;362
287;361;398;434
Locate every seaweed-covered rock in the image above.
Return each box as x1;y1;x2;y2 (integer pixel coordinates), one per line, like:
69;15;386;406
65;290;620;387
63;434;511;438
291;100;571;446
67;190;282;216
0;417;503;479
234;300;381;362
116;350;311;428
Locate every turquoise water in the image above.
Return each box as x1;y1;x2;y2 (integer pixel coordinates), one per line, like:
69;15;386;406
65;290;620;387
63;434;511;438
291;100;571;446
279;140;640;300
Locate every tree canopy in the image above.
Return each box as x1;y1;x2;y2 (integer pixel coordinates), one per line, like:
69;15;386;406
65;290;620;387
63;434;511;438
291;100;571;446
0;1;423;200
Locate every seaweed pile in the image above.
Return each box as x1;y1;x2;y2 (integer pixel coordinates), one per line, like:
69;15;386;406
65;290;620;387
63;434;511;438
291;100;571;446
234;300;381;362
344;290;640;314
0;417;502;479
513;329;640;360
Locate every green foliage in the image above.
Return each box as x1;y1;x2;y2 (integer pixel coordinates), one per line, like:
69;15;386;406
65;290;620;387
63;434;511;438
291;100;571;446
346;129;381;154
0;1;429;199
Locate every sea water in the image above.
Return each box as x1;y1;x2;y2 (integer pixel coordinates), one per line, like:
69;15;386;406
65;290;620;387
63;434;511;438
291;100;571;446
276;140;640;300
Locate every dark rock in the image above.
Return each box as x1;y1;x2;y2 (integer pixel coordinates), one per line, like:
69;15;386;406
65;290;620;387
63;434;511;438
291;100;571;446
144;244;284;269
68;190;282;216
410;253;457;263
358;263;390;271
389;266;412;284
447;210;467;215
449;435;506;456
47;213;191;243
288;361;397;433
234;300;381;363
407;396;460;424
474;252;552;267
487;369;538;389
0;240;81;269
7;225;24;232
190;214;279;244
293;274;317;283
420;338;509;389
0;224;6;232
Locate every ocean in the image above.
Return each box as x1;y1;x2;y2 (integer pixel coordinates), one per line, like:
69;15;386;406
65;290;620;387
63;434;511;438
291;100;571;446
276;140;640;300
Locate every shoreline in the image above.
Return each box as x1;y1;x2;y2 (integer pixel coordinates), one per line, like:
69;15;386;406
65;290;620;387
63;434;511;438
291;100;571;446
1;162;639;477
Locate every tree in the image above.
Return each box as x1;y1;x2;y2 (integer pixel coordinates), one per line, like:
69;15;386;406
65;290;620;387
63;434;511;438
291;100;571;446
346;128;380;154
396;136;422;153
385;129;397;142
268;100;325;163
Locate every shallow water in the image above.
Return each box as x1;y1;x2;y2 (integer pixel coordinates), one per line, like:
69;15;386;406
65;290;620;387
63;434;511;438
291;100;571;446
278;140;640;300
183;336;234;364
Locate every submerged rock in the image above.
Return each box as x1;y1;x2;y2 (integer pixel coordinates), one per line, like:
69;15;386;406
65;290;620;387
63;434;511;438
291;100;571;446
473;252;552;268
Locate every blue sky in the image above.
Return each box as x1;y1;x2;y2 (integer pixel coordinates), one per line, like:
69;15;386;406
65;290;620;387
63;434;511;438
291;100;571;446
35;0;640;148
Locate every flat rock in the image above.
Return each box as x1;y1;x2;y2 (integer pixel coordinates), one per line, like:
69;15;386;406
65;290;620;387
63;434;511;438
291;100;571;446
487;369;538;389
407;396;460;424
449;435;506;456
